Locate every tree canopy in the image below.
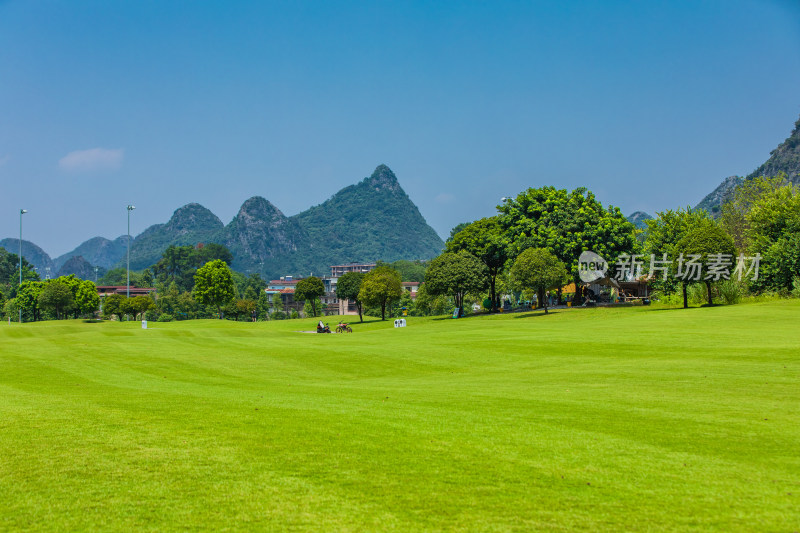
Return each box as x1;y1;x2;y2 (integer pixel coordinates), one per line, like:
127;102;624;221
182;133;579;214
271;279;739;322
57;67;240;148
510;248;568;314
335;271;364;322
498;186;636;298
447;217;508;312
294;276;325;317
193;259;236;318
424;251;488;317
358;265;402;320
675;220;737;307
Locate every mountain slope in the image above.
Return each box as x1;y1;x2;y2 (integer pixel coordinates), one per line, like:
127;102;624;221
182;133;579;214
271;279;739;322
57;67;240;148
695;115;800;214
8;165;445;279
57;255;101;280
55;236;128;270
0;239;55;276
626;211;653;230
125;203;225;270
217;196;306;274
290;165;444;274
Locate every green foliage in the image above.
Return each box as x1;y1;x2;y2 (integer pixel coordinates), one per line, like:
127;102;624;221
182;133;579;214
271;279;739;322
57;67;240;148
125;203;226;270
16;281;44;322
376;259;428;282
675;221;737;307
151;244;233;293
499;186;637;291
38;281;75;319
744;182;800;293
294;276;325;317
336;272;364;322
289;165;445;276
193;259;236;318
98;268;144;288
720;175;786;251
358;265;402;320
303;298;323;318
157;313;174;322
0;246;38;297
102;294;125;321
424;251;488;317
509;248;569;314
447;217;508;311
3;297;18;320
643;208;711;294
446;222;470;243
75;279;100;317
717;280;743;305
121;295;155;321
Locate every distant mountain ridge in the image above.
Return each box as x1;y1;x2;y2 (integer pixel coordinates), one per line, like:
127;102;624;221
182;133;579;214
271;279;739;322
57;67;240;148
626;211;653;230
4;165;445;280
695;115;800;215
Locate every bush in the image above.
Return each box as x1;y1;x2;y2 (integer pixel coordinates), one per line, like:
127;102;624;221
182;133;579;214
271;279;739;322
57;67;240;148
270;311;286;320
718;280;742;305
290;310;300;319
157;314;174;322
144;309;159;321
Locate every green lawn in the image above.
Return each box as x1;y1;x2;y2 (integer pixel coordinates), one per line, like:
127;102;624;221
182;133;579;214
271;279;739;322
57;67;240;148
1;301;798;531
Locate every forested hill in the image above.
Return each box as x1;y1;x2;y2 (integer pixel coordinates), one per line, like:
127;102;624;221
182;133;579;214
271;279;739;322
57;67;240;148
695;114;800;215
24;165;445;279
288;165;445;275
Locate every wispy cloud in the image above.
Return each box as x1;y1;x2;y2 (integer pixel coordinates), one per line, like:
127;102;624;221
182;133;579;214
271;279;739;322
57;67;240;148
435;193;455;204
59;148;124;172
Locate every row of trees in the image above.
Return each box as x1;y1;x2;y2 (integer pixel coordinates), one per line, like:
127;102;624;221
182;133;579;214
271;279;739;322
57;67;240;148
418;186;634;316
2;275;100;321
416;177;797;315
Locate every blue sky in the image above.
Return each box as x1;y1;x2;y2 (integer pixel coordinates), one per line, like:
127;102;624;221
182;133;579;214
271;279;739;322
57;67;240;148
2;0;799;257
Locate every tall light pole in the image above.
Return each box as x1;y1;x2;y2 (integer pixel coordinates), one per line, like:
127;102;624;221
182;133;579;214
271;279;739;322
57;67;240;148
19;209;27;323
126;204;135;298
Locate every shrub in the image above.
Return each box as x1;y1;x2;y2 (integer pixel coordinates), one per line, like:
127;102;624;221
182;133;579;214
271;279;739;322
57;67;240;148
157;314;174;322
144;309;159;321
270;311;286;320
718;280;742;305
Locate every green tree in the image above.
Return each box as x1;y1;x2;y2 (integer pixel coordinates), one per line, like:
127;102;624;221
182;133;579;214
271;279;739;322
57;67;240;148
675;221;737;308
720;175;786;251
643;208;712;295
193;259;236;319
358;266;402;320
745;181;800;292
151;244;233;293
447;217;509;312
335;271;365;322
38;280;75;319
376;260;428;282
0;247;38;297
424;251;488;317
294;276;325;317
447;222;470;243
102;294;125;321
499;186;637;302
510;248;569;314
121;295;155;320
16;281;44;322
74;280;100;317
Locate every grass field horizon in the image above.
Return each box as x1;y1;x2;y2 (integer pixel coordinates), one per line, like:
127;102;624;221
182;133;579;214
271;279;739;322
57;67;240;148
2;301;799;531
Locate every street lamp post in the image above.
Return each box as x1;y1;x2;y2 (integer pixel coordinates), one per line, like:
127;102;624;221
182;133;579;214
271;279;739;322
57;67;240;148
19;209;27;323
126;204;135;299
